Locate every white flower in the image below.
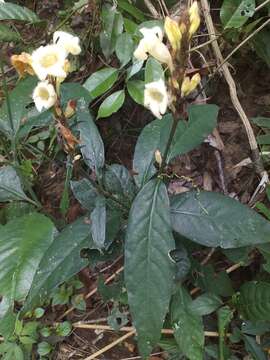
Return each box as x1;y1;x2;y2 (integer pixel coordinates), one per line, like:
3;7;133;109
0;0;5;3
31;44;67;80
144;79;168;119
33;81;57;112
134;26;173;69
53;31;81;56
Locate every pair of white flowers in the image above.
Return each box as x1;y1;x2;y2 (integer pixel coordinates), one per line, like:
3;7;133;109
32;31;81;112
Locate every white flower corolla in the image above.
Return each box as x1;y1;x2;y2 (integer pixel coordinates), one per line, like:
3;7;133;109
53;31;81;56
134;26;173;69
33;81;57;112
31;44;67;80
144;79;168;119
0;0;5;3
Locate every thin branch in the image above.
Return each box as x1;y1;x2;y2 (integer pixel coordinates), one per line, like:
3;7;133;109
144;0;160;18
255;0;270;12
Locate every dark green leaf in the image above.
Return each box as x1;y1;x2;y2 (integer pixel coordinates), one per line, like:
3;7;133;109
125;179;175;357
0;76;37;137
235;281;270;321
0;213;55;302
145;57;164;83
97;90;125;119
17;109;53;139
0;3;40;22
243;334;267;360
256;134;270;145
76;98;104;173
170;190;270;248
188;293;223;316
171;287;204;360
220;0;255;29
0;24;21;42
104;164;135;201
167;104;219;161
124;17;138;34
251;117;270;128
115;33;134;66
60;82;92;106
91;196;106;250
70;178;98;211
0;166;28;202
241;321;270;335
83;67;119;99
100;5;124;59
37;342;52;356
127;80;144;105
22;218;91;313
117;0;145;21
253;29;270;67
133;119;161;187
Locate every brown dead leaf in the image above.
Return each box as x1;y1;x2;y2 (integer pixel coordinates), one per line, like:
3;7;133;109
56;122;80;152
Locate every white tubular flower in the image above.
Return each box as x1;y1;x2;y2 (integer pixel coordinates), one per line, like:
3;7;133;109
33;81;57;112
0;0;5;3
144;79;168;119
31;44;67;80
53;31;81;56
134;27;173;69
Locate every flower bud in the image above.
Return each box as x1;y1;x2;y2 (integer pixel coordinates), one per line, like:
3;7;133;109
181;73;201;97
189;1;200;37
155;150;162;166
164;17;182;51
64;100;76;118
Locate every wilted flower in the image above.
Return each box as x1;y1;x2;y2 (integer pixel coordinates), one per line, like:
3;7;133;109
31;44;67;80
144;79;168;119
164;17;182;51
53;31;81;56
134;27;173;70
189;1;200;37
181;73;201;97
33;80;57;112
11;52;34;77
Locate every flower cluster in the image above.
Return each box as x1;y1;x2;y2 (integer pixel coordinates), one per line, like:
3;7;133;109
133;1;201;119
11;31;81;112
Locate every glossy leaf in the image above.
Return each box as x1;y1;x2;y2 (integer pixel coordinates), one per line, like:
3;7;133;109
97;90;125;119
133;119;161;188
167;104;219;161
170;287;204;360
91;196;106;250
76;98;104;173
99;5;124;59
125;179;175;357
70;178;98;211
0;166;28;202
0;76;37;137
145;57;164;83
83;67;119;99
0;3;40;22
22;218;91;313
126;59;144;80
115;33;134;66
236;282;270;321
171;191;270;248
220;0;255;29
0;213;55;302
127;80;144;105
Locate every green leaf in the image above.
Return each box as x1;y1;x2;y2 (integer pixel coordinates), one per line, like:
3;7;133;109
0;166;28;202
127;80;144;105
76;98;104;173
70;178;98;211
235;281;270;321
0;76;37;137
220;0;255;29
170;190;270;248
22;218;91;313
145;57;164;83
0;3;40;23
125;179;175;357
171;287;204;360
252;29;270;67
256;134;270;145
126;59;144;80
218;306;234;359
124;17;138;34
188;293;223;316
97;90;125;119
56;321;72;337
133;119;161;188
115;33;134;67
167;104;219;161
37;342;52;356
104;164;135;201
91;196;106;250
243;334;268;360
83;67;119;99
0;24;21;42
0;213;55;302
60;82;92;106
117;0;145;21
100;5;124;59
251;117;270;128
